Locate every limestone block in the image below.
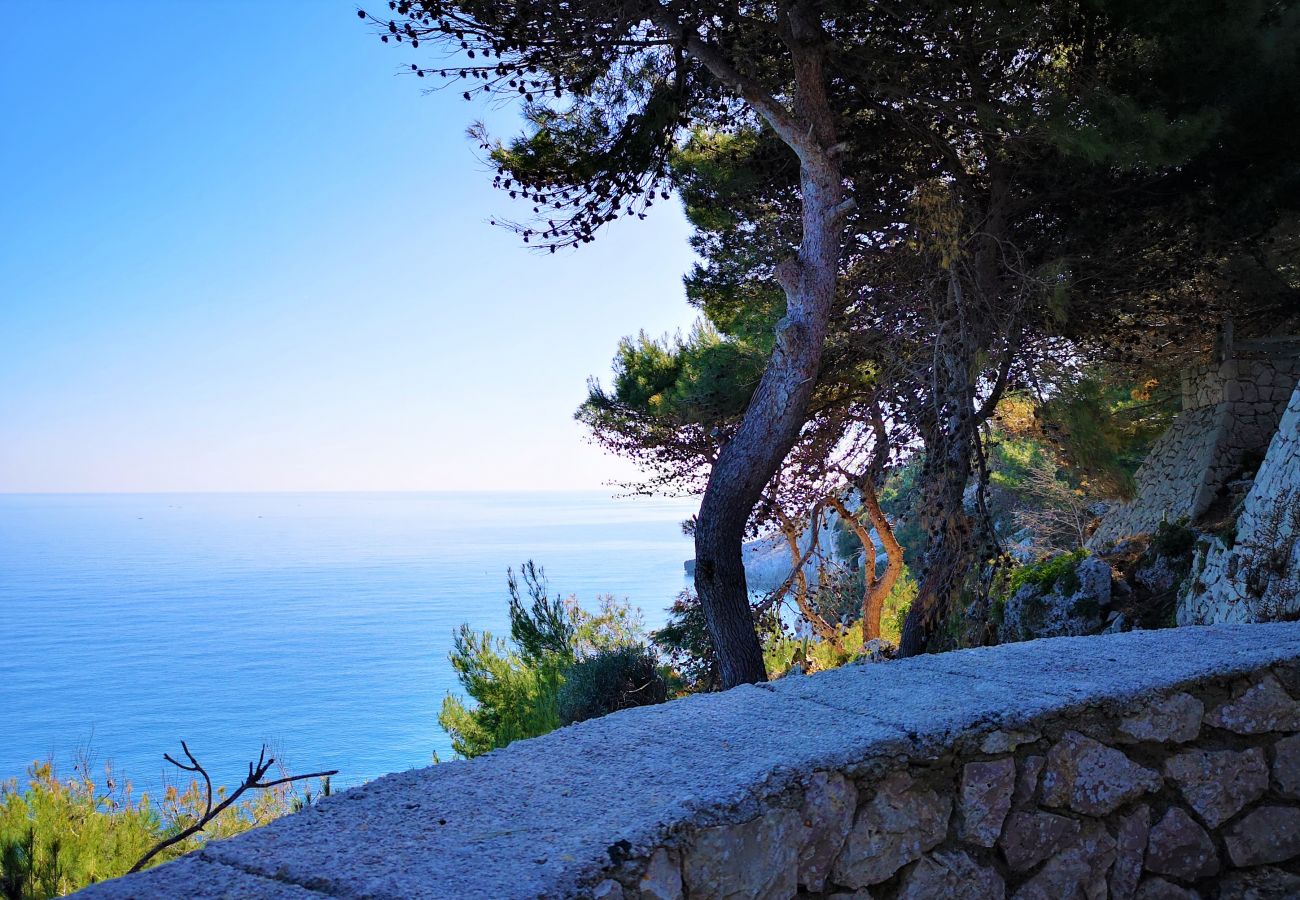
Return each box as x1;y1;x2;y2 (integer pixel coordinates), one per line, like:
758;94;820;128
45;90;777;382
1013;755;1044;808
639;848;682;900
1205;674;1300;734
1110;804;1151;900
1010;819;1115;900
895;850;1003;900
831;772;951;888
1144;807;1218;880
1273;733;1300;799
796;771;857;892
959;758;1015;847
593;879;626;899
682;809;801;900
1041;731;1162;816
979;729;1039;754
999;810;1080;872
1135;878;1203;899
1223;806;1300;867
1117;693;1204;744
1163;747;1268;828
1217;866;1300;900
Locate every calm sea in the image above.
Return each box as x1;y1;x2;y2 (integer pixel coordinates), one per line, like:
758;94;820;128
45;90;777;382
0;492;697;796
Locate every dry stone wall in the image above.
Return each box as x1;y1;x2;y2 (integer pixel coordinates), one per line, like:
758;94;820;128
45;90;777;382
1091;349;1300;549
1181;381;1300;626
79;624;1300;900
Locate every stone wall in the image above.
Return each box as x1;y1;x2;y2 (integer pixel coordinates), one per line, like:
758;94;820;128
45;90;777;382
80;624;1300;900
1180;381;1300;626
1091;347;1300;548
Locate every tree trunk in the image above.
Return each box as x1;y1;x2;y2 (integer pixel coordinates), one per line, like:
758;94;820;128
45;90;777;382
860;484;905;639
775;505;840;645
897;274;980;657
693;158;847;687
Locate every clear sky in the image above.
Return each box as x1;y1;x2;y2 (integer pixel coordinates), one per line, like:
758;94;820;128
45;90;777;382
0;1;700;492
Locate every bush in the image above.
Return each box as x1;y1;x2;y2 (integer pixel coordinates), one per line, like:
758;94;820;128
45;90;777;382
0;760;302;898
651;592;720;694
557;647;668;725
439;561;655;757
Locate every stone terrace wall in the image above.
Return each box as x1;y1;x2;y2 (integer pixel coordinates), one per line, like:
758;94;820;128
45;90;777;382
80;624;1300;900
1091;349;1300;548
1182;382;1300;626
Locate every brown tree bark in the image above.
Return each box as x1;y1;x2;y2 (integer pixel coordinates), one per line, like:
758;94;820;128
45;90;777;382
667;3;853;687
775;505;841;645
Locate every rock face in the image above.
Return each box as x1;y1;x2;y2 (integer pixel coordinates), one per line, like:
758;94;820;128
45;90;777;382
895;850;1003;900
1163;747;1267;828
1223;806;1300;867
74;625;1300;900
795;771;856;892
1145;807;1219;880
1117;693;1204;744
682;810;800;900
1205;674;1300;734
1000;556;1114;641
1180;376;1300;625
959;758;1015;847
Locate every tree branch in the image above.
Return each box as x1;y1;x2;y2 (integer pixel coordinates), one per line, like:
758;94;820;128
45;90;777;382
129;744;338;874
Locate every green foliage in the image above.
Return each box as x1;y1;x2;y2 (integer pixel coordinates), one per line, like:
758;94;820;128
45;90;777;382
1151;518;1196;559
650;592;720;694
762;567;917;679
557;647;668;725
997;549;1090;604
1037;377;1178;500
439;563;654;758
0;761;300;898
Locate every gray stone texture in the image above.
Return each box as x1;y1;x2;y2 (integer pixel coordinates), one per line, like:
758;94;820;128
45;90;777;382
795;771;856;892
999;556;1113;641
831;772;950;888
1094;352;1300;551
895;850;1003;900
1145;807;1219;880
1041;731;1161;815
1163;746;1268;827
74;623;1300;900
1110;804;1151;900
1117;693;1204;744
682;808;800;900
1205;674;1300;734
959;758;1015;847
1223;805;1300;867
1274;732;1300;799
1011;819;1115;900
1180;375;1300;625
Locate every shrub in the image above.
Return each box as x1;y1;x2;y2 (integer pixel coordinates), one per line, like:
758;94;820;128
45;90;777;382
1150;518;1196;559
557;647;668;725
439;562;654;757
651;592;720;694
0;760;303;898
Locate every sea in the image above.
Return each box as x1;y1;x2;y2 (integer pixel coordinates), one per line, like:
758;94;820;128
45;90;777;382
0;491;698;797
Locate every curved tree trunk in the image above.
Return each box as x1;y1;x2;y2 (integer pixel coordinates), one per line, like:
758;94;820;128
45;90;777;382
775;505;840;645
662;3;851;687
828;483;904;642
693;158;848;687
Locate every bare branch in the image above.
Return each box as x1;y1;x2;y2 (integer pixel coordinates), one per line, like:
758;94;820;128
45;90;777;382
129;744;338;874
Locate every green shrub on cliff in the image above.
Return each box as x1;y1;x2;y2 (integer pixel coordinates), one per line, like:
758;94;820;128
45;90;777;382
557;647;668;725
438;562;658;758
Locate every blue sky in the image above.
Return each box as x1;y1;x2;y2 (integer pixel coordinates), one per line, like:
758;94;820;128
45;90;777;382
0;1;699;492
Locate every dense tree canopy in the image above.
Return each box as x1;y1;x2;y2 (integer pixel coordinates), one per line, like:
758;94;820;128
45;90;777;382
366;0;1300;676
